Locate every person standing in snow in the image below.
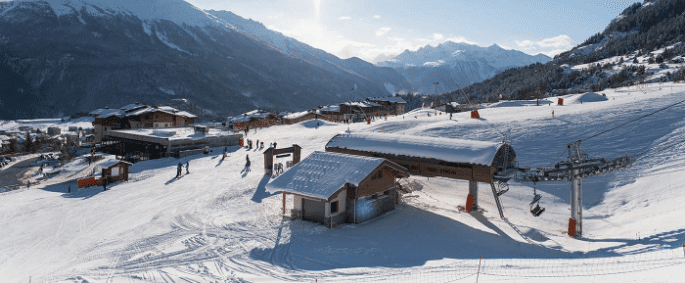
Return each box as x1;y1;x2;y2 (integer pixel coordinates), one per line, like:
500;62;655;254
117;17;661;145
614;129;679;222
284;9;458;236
103;177;109;191
177;161;183;177
186;160;190;174
245;154;251;172
552;110;555;118
449;113;453;120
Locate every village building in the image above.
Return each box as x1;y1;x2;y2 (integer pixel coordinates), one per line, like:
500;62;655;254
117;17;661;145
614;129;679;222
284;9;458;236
434;102;477;113
337;101;382;122
47;127;61;136
281;111;317;125
318;105;343;121
98;160;132;183
266;151;409;228
325;132;516;216
366;96;406;115
102;127;242;161
90;103;196;143
230;110;278;131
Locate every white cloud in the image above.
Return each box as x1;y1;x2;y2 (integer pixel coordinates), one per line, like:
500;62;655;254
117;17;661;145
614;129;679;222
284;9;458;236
339;16;351;20
432;33;444;40
445;36;477;45
372;15;381;19
515;35;573;57
376;27;391;37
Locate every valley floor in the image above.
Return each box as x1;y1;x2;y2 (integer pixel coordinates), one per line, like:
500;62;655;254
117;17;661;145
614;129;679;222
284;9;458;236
1;83;685;282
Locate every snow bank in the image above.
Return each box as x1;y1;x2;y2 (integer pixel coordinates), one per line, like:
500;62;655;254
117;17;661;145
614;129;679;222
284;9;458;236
562;92;609;105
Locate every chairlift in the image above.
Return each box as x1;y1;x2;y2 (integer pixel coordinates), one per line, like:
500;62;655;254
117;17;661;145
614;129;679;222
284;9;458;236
529;183;545;217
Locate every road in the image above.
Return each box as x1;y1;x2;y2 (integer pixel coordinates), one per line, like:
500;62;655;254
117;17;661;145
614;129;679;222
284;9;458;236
0;157;38;188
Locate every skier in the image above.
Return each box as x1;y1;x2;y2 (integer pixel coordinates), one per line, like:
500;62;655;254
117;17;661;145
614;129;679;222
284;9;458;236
449;113;453;120
245;155;251;172
103;177;109;191
316;122;320;129
552;110;555;118
256;140;260;149
186;160;190;174
177;161;183;177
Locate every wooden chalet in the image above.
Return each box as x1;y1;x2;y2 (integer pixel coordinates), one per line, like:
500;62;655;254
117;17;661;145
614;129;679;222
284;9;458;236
98;160;132;183
230;110;278;131
90;104;196;143
366;96;406;115
266;152;409;227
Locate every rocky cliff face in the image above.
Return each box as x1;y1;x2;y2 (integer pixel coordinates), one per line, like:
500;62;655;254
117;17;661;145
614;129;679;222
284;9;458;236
0;0;412;120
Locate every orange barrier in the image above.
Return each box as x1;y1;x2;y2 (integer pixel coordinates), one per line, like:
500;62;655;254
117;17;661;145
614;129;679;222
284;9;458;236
568;218;577;237
239;138;244;147
558;98;564;106
78;177;102;188
470;110;480;119
465;194;474;212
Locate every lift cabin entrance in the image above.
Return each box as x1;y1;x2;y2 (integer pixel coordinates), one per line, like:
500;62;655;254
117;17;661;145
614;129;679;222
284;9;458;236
325;132;517;218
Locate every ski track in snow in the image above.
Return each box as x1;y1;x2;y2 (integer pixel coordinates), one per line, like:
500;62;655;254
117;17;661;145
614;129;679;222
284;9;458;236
2;83;685;282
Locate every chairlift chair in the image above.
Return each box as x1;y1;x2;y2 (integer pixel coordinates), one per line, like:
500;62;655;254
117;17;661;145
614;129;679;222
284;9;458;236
529;183;545;217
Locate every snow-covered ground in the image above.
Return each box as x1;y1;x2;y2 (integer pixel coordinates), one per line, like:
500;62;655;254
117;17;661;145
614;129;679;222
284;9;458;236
0;117;94;133
1;83;685;282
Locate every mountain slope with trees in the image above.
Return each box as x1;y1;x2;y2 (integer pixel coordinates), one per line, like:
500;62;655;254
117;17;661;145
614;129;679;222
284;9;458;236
414;0;685;108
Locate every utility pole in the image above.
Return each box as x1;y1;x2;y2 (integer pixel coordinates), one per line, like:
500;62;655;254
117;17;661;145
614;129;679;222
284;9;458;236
522;140;633;237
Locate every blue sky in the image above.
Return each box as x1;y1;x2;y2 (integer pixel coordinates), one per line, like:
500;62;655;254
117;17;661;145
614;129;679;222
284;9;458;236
188;0;640;62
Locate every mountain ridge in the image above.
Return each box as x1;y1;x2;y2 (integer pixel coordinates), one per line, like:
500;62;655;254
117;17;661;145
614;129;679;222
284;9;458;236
376;41;551;94
0;0;412;120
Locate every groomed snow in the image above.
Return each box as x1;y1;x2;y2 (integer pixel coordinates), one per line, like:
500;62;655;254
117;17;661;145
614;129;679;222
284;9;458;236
265;151;389;200
326;132;504;166
1;82;685;282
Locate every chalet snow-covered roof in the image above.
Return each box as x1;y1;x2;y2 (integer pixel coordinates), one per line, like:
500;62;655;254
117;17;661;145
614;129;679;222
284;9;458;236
265;152;405;200
326;132;504;167
120;103;147;112
342;101;380;108
284;111;312;119
319;105;341;112
124;106;196;118
98;159;132;169
367;96;406;104
231;110;274;122
89;109;125;118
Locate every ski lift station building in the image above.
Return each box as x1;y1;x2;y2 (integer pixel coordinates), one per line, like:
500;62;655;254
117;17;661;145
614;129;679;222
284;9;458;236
325;132;516;214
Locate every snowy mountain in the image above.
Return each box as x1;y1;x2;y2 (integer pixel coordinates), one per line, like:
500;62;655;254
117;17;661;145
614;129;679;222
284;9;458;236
0;0;411;120
376;42;551;94
206;10;413;95
437;0;685;103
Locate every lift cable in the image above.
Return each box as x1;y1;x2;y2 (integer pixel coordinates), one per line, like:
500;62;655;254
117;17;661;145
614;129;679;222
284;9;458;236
581;97;685;142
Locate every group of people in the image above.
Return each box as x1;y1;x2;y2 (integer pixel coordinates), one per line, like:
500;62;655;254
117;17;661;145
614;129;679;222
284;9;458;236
245;139;265;150
176;160;190;177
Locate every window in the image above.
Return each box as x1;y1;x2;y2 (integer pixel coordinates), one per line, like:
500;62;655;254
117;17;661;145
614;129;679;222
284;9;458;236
111;167;119;177
331;201;339;213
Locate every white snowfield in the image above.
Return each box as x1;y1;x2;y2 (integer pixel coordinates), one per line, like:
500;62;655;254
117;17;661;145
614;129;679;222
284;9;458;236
1;83;685;282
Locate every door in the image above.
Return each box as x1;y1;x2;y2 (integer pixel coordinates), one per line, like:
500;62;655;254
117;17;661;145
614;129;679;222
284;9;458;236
302;198;326;224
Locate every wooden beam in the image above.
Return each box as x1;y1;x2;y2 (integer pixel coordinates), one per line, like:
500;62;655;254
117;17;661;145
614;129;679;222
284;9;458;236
282;192;286;216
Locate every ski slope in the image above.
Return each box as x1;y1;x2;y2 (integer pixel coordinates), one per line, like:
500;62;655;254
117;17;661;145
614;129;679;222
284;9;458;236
1;83;685;282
